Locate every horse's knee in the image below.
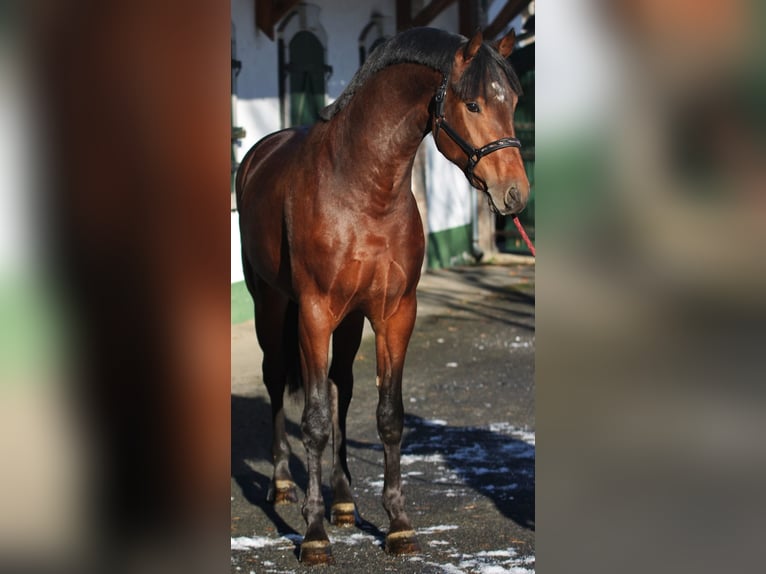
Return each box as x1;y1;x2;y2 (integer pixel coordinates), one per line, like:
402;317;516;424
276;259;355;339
302;400;332;451
377;402;404;445
378;424;402;446
377;391;404;444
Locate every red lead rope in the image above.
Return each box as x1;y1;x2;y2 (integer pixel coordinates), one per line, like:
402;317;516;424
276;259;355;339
512;215;536;257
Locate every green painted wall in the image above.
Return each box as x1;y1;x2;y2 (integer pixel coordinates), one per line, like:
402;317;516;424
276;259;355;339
426;223;473;269
231;281;253;324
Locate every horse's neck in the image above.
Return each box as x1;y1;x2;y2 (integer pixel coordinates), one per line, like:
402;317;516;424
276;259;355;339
330;64;441;194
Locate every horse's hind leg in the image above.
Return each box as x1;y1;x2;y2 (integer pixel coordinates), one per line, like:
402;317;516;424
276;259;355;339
250;274;298;505
328;310;365;526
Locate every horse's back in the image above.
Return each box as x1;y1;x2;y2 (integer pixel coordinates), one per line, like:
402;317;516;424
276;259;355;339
236;127;309;210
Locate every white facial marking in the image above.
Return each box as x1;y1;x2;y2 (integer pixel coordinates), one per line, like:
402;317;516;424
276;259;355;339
490;81;506;102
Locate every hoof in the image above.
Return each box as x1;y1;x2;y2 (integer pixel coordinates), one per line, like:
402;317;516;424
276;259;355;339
385;529;421;555
299;539;335;565
269;479;298;505
330;502;356;527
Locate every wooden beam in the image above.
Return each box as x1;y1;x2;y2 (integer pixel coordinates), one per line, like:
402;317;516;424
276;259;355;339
255;0;302;40
255;0;273;39
396;0;412;31
484;0;529;41
458;0;479;38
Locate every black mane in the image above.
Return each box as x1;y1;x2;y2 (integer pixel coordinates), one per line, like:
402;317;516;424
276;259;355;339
319;27;522;121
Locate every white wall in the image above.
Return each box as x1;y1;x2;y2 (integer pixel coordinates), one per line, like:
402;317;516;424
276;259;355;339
231;0;281;158
232;0;405;160
322;0;397;102
423;137;473;234
231;212;244;283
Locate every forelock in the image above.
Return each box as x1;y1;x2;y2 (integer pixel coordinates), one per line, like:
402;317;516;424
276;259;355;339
453;43;523;102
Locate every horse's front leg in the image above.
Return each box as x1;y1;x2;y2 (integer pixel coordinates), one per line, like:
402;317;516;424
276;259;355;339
374;293;421;555
297;301;335;565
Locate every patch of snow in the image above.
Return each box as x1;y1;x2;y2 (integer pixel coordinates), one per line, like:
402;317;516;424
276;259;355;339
231;534;295;551
418;524;460;535
400;453;448;465
476;550;515;558
432;563;466;574
329;532;378;546
424;418;449;426
488;423;536;446
420;544;534;573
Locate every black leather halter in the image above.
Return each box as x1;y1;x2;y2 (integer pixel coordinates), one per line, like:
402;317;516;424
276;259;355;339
431;75;521;191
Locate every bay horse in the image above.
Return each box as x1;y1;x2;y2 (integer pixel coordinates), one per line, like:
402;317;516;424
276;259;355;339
236;27;529;565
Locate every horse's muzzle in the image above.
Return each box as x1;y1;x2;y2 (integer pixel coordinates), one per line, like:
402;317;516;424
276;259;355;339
487;183;528;216
504;185;526;214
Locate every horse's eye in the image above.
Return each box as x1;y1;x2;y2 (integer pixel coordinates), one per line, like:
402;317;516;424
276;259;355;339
466;102;481;113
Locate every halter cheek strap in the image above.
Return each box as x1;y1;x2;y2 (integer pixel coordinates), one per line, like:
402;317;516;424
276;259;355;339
431;75;521;191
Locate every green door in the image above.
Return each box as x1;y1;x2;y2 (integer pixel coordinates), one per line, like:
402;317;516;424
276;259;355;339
289;31;326;126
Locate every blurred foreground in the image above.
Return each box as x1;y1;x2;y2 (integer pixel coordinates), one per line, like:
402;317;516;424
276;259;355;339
537;1;766;573
1;1;231;572
1;1;765;572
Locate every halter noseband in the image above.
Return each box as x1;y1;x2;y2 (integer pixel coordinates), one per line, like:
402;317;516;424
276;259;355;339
431;75;521;191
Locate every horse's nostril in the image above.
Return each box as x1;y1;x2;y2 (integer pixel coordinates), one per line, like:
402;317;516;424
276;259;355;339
504;186;520;208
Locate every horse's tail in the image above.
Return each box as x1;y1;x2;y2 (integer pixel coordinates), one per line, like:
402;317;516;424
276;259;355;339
283;300;302;395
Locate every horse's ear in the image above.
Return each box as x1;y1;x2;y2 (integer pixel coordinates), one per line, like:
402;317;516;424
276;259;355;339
463;29;483;62
496;28;516;58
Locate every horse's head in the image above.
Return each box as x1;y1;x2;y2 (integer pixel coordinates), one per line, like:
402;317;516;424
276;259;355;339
431;29;529;216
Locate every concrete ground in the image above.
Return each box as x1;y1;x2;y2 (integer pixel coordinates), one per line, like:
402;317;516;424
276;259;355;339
231;256;535;573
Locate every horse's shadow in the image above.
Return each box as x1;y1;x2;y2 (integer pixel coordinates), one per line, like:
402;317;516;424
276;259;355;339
401;413;535;531
230;394;304;555
232;394;534;539
345;414;535;531
231;394;296;503
231;394;388;552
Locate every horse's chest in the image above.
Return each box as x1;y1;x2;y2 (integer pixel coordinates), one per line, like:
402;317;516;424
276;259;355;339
324;256;409;322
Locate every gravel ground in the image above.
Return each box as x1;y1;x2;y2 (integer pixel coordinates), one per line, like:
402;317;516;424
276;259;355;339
231;260;535;573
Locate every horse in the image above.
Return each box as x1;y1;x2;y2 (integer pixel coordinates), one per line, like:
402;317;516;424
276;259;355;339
236;26;529;565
